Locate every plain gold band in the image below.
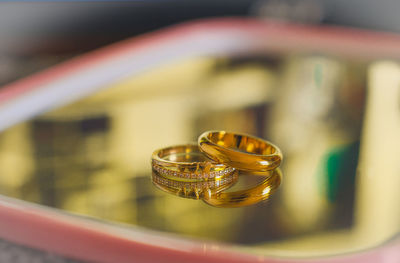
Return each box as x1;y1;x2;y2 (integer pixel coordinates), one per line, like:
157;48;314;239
198;131;282;172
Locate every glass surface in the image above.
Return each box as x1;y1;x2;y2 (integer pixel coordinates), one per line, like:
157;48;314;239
0;55;399;258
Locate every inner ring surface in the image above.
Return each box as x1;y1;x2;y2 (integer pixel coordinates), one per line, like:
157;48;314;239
207;131;277;156
157;145;209;163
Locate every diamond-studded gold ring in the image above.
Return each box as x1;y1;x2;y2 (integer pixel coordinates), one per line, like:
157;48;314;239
151;144;235;181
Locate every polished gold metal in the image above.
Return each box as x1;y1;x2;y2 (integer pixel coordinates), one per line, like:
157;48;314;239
152;170;238;199
198;131;282;171
203;169;281;208
152;144;235;181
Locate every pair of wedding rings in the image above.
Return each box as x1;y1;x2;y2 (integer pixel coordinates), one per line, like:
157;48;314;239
151;131;283;207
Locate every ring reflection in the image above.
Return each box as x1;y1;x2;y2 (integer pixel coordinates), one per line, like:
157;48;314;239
152;170;238;200
203;169;282;208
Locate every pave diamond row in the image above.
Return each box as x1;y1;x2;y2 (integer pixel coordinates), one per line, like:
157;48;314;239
152;163;235;180
153;172;237;189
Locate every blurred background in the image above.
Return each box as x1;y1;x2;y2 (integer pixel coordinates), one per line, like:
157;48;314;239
0;1;399;262
2;0;400;86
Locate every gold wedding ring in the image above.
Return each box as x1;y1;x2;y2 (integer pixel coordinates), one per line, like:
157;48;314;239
152;170;238;199
151;132;283;206
152;144;235;181
198;131;282;172
203;169;282;208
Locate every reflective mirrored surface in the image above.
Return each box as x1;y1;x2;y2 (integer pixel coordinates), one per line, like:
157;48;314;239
0;55;399;257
